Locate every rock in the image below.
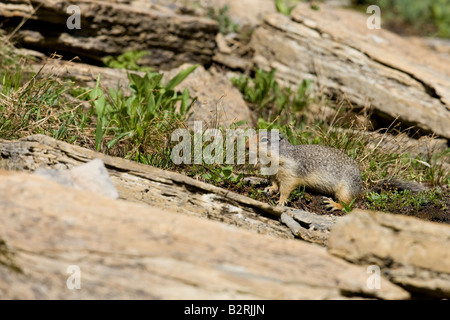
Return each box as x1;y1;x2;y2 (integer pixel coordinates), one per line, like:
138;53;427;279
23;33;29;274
209;0;276;27
417;37;450;60
0;0;218;69
242;176;267;185
163;64;254;128
328;209;450;298
0;134;294;240
281;209;338;246
154;0;276;27
29;57;136;96
35;158;119;199
212;30;255;72
0;134;345;244
0;171;409;299
216;33;233;54
250;3;450;139
213;51;253;71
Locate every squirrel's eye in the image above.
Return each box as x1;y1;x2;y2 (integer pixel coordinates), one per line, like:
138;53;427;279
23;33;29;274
260;137;268;143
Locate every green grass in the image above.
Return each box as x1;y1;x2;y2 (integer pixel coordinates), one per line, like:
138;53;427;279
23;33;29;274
206;5;239;34
274;0;300;16
0;37;198;168
274;0;319;15
366;188;447;212
0;238;22;274
89;65;198;163
102;50;153;72
0;53;88;142
231;68;311;127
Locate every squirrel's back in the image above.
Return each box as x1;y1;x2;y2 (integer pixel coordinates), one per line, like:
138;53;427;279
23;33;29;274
280;143;364;199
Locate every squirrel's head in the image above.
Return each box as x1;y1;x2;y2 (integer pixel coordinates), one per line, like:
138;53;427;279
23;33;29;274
260;131;288;148
245;130;288;156
244;130;284;175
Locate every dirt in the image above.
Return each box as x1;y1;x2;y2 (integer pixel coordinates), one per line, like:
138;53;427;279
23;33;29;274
359;194;450;224
221;177;450;224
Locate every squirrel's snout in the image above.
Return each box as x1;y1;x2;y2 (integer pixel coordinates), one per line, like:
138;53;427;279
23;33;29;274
246;134;260;152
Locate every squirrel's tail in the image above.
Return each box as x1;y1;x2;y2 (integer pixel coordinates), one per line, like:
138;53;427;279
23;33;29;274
368;178;427;194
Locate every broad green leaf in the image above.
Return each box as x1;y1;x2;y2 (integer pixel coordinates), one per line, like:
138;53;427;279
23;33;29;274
106;131;132;149
95;115;103;151
165;64;198;91
180;88;190;115
221;165;233;178
201;173;212;180
128;73;145;93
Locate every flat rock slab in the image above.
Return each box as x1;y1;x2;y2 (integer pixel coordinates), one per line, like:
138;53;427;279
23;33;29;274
0;0;218;69
328;209;450;298
250;3;450;139
0;134;341;244
0;134;293;239
35;158;119;199
0;171;409;299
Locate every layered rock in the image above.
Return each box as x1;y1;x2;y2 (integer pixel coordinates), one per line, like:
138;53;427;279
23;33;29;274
0;134;293;239
0;0;218;69
3;0;450;139
0;171;409;299
250;3;450;139
328;210;450;298
1;134;449;299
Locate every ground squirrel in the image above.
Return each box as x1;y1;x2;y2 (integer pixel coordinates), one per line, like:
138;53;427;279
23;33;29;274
247;131;365;210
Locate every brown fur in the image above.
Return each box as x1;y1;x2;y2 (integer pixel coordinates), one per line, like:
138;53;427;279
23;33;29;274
248;132;364;210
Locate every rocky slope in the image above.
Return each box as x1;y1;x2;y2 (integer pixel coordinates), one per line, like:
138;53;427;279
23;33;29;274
250;3;450;139
0;135;449;299
0;0;449;299
0;170;409;299
1;0;449;139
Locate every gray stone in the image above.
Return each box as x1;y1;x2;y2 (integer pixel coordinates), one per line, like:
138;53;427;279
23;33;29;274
35;158;119;199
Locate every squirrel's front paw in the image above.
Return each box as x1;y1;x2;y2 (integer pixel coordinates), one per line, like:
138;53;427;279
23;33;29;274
264;186;278;195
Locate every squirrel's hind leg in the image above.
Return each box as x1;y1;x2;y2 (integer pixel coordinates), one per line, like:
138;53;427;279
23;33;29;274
322;197;343;211
323;183;356;211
